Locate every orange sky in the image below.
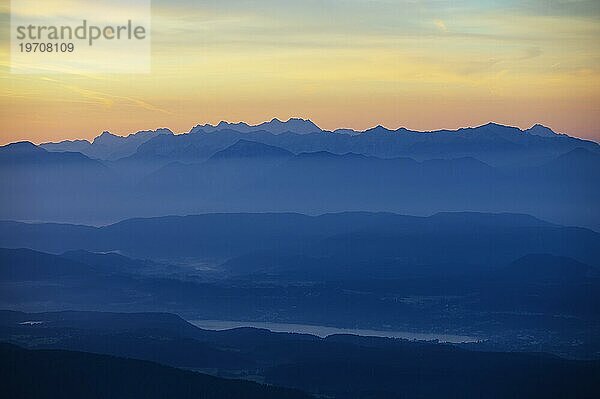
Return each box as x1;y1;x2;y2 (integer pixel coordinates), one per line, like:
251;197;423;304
1;0;599;144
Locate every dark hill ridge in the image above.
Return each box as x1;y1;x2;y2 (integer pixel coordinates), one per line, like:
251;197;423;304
0;212;598;268
1;245;598;359
0;247;100;281
292;150;373;161
428;211;552;227
0;343;312;399
0;310;200;335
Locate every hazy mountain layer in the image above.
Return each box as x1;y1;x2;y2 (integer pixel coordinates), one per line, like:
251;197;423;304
1;134;599;228
1;212;598;267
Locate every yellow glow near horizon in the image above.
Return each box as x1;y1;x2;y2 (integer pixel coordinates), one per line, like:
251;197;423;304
1;0;599;144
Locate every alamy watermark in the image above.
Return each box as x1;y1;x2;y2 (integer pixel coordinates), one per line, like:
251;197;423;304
10;0;151;73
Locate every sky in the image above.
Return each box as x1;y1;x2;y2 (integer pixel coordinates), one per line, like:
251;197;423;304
1;0;599;144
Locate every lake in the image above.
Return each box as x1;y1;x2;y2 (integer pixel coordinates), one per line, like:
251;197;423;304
190;319;480;343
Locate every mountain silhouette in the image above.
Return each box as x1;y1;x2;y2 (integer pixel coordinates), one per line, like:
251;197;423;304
39;122;599;167
543;147;600;171
0;343;311;399
41;128;174;161
0;248;101;281
525;124;560;137
0;141;45;156
125;122;599;168
210;139;295;160
0;142;121;224
4;122;599;227
1;212;598;269
191;117;321;135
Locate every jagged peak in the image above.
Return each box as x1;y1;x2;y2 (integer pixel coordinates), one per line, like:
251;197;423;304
92;131;121;145
127;128;174;137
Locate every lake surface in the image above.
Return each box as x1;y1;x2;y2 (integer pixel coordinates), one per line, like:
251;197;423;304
190;319;480;343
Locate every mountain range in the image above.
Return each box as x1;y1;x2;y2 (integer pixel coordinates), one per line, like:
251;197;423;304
2;121;599;228
1;212;598;272
37;119;597;166
190;118;322;135
41;128;174;161
3;117;598;396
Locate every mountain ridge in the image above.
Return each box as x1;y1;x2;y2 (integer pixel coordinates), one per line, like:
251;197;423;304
209;139;295;160
191;117;321;135
1;211;598;268
41;128;174;161
0;343;311;399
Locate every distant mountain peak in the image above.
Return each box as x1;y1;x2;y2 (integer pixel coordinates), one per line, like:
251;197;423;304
40;128;175;161
332;128;361;136
525;124;558;137
481;122;506;128
216;121;249;129
285;117;311;123
93;131;121;145
475;122;522;131
152;128;174;136
92;128;173;144
363;125;394;134
258;117;321;134
124;128;175;140
461;123;525;140
192;117;322;135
